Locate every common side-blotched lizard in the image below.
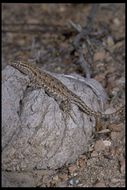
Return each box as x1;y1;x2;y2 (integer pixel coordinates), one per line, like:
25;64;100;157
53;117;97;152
8;61;124;120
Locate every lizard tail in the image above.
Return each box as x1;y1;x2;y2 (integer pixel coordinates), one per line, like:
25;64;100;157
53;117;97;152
101;105;124;118
71;96;124;119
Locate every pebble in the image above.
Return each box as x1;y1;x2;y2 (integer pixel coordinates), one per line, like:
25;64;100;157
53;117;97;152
68;177;79;186
109;124;123;132
110;132;121;141
94;140;106;152
94;51;106;62
103;140;111;147
59;173;68;181
91;151;98;157
97;129;110;134
113;18;120;27
120;159;125;175
94;182;106;187
107;36;114;47
52;175;59;181
57;181;68;187
68;164;77;174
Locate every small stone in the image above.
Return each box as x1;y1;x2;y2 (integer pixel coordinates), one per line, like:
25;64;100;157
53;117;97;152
94;140;105;152
59;6;66;12
59;173;68;181
78;183;84;187
76;158;86;168
103;140;111;147
111;178;120;183
68;164;77;174
120;159;125;175
68;177;79;186
97;129;110;134
91;151;98;157
52;175;59;182
113;18;120;27
113;41;123;50
116;76;125;85
73;173;78;177
57;181;68;187
94;51;106;62
107;36;114;47
110;132;121;141
94;182;106;187
109;124;123;132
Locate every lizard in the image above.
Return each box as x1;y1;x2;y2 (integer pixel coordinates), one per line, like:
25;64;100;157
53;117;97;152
8;61;124;129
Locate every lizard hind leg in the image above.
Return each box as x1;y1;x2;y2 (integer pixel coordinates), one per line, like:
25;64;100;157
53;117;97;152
59;99;77;124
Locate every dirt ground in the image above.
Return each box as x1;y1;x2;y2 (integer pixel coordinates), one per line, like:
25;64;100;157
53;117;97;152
2;3;125;187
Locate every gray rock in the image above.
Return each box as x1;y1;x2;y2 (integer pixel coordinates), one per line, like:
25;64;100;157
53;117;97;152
2;64;103;186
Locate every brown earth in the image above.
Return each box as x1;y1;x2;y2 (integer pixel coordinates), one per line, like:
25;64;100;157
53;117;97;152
2;3;125;187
